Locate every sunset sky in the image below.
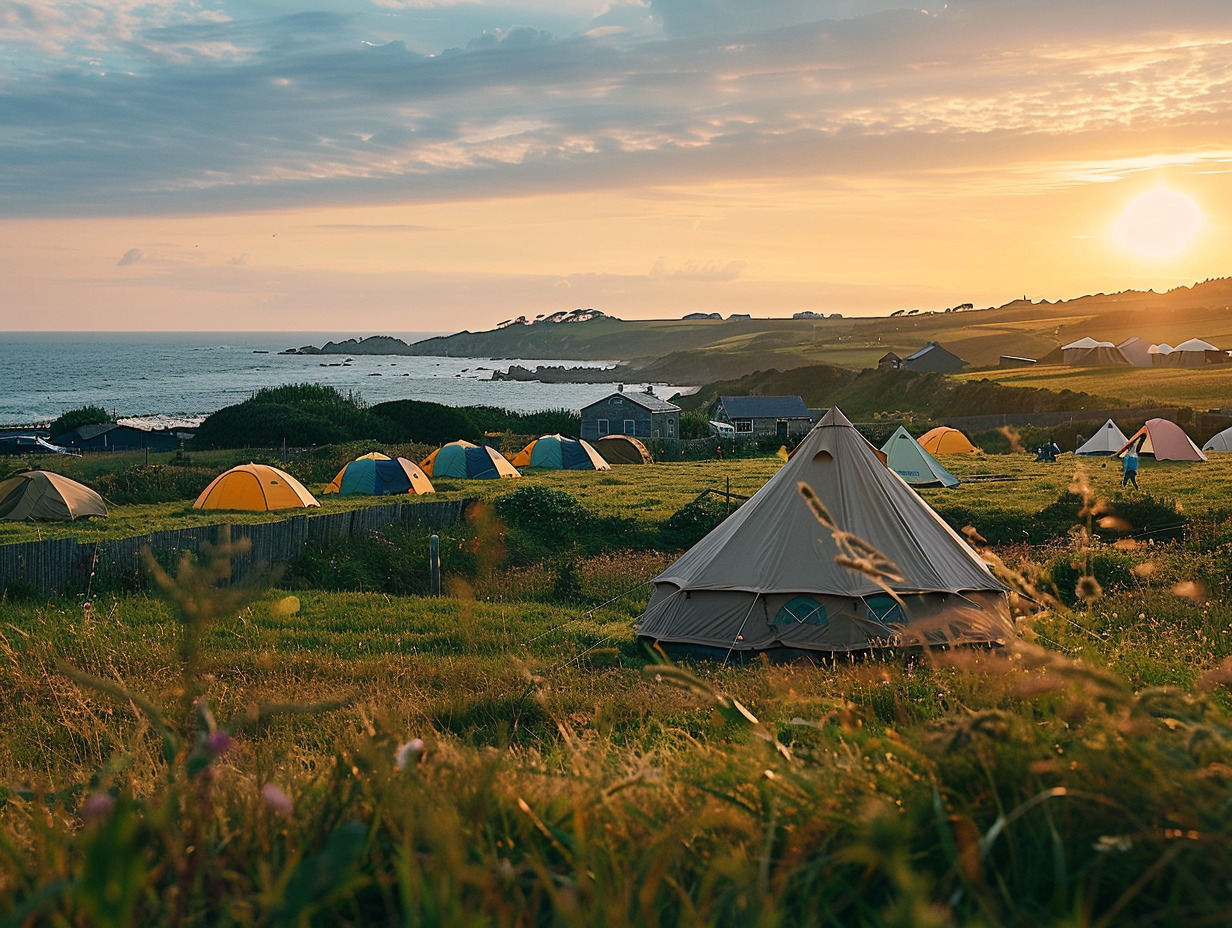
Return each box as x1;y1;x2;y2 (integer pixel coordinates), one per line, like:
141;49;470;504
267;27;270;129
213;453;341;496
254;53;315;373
2;0;1231;331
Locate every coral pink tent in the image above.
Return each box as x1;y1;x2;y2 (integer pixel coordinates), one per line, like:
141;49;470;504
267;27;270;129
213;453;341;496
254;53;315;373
1117;419;1207;462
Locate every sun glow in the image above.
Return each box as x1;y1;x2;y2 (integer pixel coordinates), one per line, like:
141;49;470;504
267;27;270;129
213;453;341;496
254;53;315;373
1113;187;1202;259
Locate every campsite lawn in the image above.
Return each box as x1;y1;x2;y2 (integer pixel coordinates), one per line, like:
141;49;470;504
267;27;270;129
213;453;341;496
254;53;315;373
4;448;1232;547
954;362;1232;410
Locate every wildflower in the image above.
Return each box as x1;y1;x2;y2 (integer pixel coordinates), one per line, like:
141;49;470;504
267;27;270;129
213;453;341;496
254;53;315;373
396;738;425;769
262;783;293;816
1094;835;1133;853
205;731;233;757
79;792;115;825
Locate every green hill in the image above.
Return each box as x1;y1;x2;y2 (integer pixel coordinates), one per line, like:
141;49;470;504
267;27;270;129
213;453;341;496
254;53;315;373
288;278;1232;378
674;364;1124;419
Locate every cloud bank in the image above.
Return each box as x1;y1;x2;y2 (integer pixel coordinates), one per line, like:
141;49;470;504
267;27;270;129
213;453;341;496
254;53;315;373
2;0;1230;218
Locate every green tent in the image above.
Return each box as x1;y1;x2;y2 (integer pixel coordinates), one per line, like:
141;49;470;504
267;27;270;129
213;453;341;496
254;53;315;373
880;427;959;488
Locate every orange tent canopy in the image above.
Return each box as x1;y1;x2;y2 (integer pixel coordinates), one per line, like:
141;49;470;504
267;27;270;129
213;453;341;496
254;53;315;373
194;463;320;511
918;427;979;455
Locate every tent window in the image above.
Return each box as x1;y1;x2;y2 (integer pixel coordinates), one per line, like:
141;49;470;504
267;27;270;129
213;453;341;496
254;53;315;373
865;594;903;627
775;597;828;627
813;450;833;462
734;419;754;434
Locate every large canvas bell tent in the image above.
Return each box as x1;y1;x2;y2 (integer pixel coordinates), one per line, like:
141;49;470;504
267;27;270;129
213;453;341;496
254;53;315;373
880;427;959;487
636;408;1011;656
1075;419;1129;456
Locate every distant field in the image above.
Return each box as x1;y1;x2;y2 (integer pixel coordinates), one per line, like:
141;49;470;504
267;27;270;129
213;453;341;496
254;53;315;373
955;363;1232;410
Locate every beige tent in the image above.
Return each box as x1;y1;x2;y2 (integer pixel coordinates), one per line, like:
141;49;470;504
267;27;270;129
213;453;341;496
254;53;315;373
636;407;1011;656
0;471;108;521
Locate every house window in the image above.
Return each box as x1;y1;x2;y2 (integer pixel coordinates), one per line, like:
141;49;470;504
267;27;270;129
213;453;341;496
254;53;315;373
623;418;636;434
597;418;609;436
734;419;754;434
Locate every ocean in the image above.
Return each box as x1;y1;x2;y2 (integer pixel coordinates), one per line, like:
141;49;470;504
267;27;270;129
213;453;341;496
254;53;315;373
2;332;682;426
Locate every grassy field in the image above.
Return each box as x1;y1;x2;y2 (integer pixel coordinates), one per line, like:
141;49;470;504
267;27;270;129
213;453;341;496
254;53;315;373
3;452;1232;924
955;363;1232;410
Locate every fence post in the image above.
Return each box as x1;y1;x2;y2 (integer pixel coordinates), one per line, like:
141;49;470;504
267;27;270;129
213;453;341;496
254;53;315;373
429;534;440;596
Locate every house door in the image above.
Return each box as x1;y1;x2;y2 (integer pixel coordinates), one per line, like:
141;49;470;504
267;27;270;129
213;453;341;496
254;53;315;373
776;420;788;442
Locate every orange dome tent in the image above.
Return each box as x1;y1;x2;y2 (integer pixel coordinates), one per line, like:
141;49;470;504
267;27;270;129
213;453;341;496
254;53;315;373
918;427;979;455
194;463;320;511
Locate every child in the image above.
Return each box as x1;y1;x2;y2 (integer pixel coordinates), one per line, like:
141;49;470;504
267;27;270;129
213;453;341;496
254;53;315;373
1121;445;1139;489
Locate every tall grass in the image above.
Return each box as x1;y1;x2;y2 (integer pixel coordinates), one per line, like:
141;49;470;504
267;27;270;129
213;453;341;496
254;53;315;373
2;465;1232;925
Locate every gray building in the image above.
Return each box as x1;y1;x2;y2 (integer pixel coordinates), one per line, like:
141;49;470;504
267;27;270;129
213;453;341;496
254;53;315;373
899;342;968;373
708;395;812;442
581;389;681;441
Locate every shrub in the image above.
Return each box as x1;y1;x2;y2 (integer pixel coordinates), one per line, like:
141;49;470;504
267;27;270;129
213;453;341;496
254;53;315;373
48;405;111;438
658;497;730;550
493;487;595;541
191;385;396;450
371;399;483;445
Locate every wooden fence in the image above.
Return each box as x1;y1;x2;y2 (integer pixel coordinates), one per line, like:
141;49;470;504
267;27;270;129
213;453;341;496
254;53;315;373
0;498;472;597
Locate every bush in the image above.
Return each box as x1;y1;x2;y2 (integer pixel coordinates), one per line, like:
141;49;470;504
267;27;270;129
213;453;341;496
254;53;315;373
371;400;483;445
493;487;595;541
658;497;730;550
462;406;580;437
192;385;396;450
48;405;111;438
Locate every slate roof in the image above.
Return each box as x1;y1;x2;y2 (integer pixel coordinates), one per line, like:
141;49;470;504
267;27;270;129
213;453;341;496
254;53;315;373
716;395;811;418
584;391;680;413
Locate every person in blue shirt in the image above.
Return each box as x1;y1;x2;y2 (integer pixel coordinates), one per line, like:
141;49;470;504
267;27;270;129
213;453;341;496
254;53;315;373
1121;444;1139;489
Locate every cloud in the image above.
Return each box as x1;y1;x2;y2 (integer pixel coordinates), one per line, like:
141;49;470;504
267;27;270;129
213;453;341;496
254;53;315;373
0;0;1230;218
650;257;747;281
116;247;144;266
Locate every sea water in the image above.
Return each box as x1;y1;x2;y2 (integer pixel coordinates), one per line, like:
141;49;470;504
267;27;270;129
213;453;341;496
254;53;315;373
1;332;682;425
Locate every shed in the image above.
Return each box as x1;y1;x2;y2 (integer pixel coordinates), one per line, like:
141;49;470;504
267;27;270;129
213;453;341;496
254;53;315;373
52;423;184;453
580;389;680;442
708;396;812;442
899;342;967;373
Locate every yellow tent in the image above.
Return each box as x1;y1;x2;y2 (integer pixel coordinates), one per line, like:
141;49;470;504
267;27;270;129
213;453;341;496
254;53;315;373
918;427;979;455
194;463;320;511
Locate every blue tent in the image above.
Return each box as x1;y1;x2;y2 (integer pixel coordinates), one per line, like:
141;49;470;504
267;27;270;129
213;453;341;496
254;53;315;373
326;453;434;495
511;434;610;470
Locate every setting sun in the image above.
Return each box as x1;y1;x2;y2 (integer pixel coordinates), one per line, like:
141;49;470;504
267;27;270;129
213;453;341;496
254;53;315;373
1113;187;1203;259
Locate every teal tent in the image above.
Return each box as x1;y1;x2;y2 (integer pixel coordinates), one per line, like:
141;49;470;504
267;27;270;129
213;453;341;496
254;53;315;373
880;426;959;488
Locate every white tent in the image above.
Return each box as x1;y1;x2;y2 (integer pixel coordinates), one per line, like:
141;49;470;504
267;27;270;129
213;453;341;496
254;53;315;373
1075;419;1129;456
880;426;959;487
636;407;1011;656
1061;337;1103;364
1202;426;1232;453
1173;337;1223;367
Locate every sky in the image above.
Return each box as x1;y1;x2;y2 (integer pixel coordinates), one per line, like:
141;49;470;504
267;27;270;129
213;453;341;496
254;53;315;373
2;0;1231;332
